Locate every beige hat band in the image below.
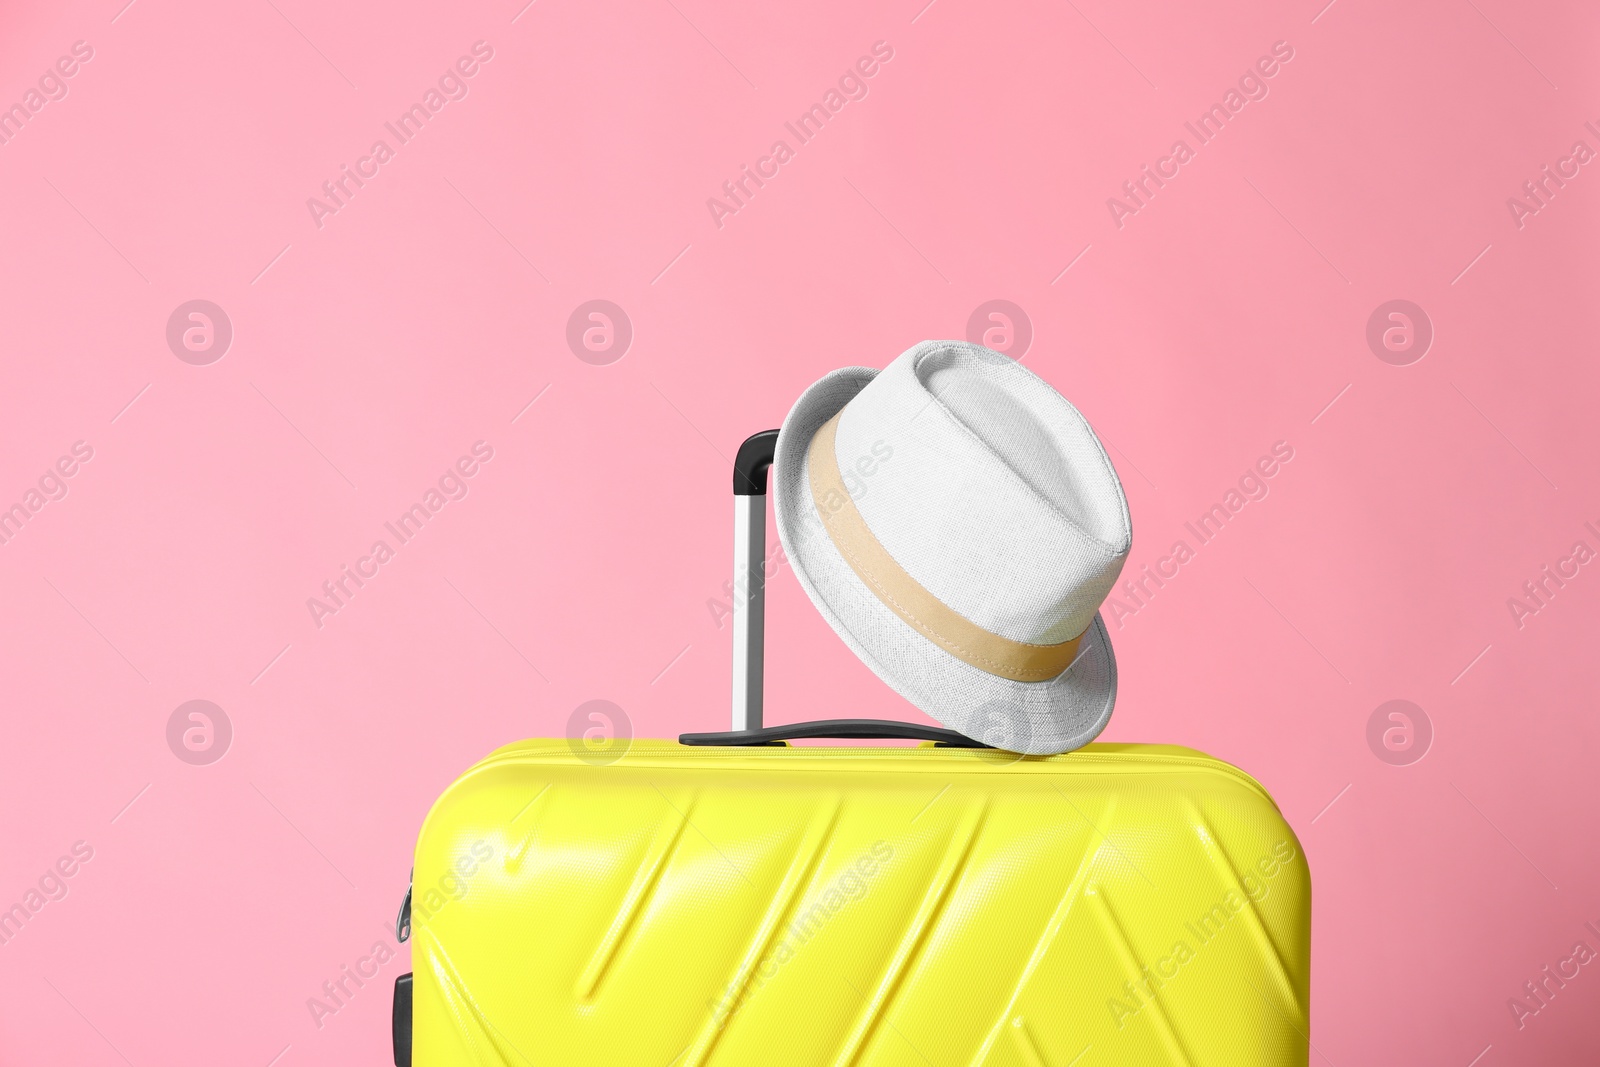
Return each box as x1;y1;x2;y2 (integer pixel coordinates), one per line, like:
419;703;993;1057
807;411;1082;683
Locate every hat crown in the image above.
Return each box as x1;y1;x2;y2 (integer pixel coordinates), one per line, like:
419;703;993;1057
917;346;1131;549
830;343;1131;646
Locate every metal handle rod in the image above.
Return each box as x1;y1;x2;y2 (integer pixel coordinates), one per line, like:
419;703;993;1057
731;430;779;732
731;494;765;731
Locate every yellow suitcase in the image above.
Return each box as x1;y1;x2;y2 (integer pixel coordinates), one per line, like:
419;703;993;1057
392;433;1311;1066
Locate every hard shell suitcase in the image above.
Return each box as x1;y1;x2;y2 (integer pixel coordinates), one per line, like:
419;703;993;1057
394;431;1312;1066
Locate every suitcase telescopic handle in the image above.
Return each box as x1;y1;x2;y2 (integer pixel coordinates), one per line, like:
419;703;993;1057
680;430;992;750
729;430;778;732
680;719;989;747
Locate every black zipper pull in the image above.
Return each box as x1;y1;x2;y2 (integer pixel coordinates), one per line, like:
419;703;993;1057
395;869;412;943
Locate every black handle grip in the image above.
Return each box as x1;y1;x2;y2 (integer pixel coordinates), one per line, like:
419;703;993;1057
679;718;991;748
733;430;779;496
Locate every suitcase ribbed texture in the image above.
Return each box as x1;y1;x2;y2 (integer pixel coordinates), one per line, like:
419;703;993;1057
411;741;1310;1066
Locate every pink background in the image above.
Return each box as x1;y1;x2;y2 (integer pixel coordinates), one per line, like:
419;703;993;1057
2;0;1597;1063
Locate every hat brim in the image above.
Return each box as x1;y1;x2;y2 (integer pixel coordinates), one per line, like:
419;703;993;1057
772;366;1118;756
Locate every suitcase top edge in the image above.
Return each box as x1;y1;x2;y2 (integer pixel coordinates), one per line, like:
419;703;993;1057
450;739;1278;806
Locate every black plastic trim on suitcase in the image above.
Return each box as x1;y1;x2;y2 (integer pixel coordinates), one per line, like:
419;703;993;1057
679;718;992;748
733;429;779;495
393;972;412;1067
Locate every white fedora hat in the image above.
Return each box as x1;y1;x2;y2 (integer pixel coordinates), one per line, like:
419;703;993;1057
773;340;1132;755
